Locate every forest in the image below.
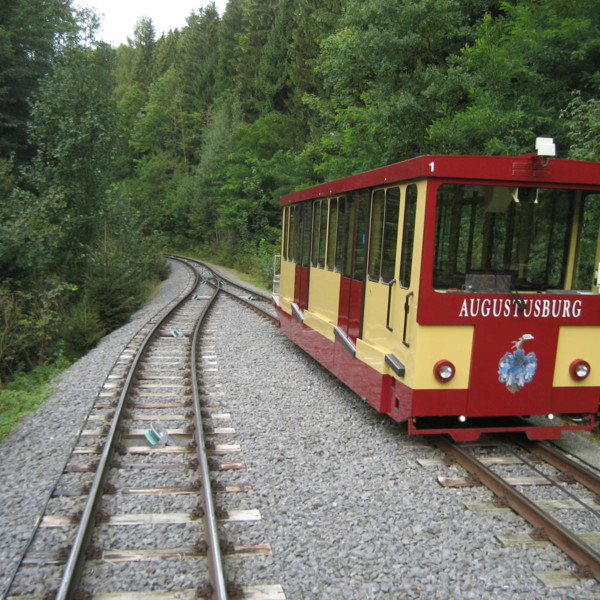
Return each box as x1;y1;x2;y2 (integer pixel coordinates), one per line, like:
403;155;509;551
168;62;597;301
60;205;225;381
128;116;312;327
1;0;600;387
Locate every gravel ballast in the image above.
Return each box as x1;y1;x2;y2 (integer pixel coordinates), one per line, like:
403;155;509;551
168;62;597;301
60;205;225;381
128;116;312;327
206;298;599;600
1;260;599;599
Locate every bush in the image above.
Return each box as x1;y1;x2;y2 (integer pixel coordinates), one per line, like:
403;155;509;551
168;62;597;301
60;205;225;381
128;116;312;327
61;297;105;358
0;283;72;382
85;243;144;330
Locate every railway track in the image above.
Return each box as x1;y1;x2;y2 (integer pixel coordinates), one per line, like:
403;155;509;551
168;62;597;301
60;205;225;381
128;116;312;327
5;257;284;600
170;256;277;325
10;252;597;595
427;435;600;588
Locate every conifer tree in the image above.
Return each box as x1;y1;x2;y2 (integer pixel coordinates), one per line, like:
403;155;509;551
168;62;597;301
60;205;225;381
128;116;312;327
0;0;75;161
176;4;220;118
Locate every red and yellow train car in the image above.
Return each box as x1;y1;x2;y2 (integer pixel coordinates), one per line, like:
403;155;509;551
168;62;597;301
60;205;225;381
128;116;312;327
273;140;600;441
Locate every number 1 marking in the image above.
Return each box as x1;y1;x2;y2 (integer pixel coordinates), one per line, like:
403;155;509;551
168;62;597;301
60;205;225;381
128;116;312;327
429;161;435;172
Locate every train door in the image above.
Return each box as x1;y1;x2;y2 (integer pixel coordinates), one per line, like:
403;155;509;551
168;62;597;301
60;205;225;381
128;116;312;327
395;185;419;351
361;185;419;354
338;190;369;341
294;201;312;310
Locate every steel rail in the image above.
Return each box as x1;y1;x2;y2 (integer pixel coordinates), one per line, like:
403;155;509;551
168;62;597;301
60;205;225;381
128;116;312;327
55;257;201;600
218;276;272;303
169;255;273;304
520;439;600;496
190;279;228;600
176;255;276;324
434;436;600;583
217;284;278;324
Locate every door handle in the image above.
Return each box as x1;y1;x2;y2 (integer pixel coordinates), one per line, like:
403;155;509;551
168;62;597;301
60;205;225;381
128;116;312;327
386;279;396;331
402;291;414;347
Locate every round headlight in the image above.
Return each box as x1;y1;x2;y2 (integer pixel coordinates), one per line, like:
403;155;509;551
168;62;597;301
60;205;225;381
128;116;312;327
434;360;455;383
570;359;591;381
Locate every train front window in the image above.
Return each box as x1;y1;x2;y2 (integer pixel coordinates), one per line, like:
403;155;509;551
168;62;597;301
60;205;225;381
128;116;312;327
574;192;600;289
433;183;600;293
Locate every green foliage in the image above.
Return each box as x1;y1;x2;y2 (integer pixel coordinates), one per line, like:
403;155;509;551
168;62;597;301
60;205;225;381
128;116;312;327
214;0;245;97
0;0;76;161
180;97;244;249
3;0;600;408
562;92;600;161
0;289;30;378
287;0;345;101
176;5;220;117
22;41;119;283
0;155;14;198
255;237;281;287
130;17;157;89
312;0;501;177
61;297;105;358
0;282;75;381
102;0;600;285
85;233;146;329
215;111;311;262
0;1;168;437
253;0;295;114
233;0;278;117
427;0;600;154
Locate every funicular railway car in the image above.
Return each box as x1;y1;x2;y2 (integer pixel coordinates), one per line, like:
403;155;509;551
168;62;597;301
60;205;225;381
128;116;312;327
273;139;600;441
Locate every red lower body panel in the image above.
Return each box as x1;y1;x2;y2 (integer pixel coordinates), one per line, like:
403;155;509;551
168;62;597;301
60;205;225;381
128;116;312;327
276;306;597;441
277;307;386;411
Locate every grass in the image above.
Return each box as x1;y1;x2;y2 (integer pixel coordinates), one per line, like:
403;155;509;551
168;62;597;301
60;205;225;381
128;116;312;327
0;359;70;443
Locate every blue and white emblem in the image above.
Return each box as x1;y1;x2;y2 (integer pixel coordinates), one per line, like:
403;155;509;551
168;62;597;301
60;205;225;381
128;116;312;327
498;334;537;393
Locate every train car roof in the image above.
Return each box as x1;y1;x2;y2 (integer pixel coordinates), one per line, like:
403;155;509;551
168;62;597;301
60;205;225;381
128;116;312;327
280;153;600;205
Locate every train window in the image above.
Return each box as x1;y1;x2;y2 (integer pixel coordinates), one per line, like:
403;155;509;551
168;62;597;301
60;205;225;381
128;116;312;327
283;206;291;261
573;192;600;289
343;195;356;278
400;185;417;288
311;200;328;268
342;189;370;281
311;201;320;267
368;189;385;280
326;197;339;270
433;184;579;292
291;204;301;263
282;207;287;260
368;187;400;283
290;206;296;261
354;190;369;281
292;204;302;263
381;187;400;283
335;196;346;272
301;201;311;267
320;200;329;267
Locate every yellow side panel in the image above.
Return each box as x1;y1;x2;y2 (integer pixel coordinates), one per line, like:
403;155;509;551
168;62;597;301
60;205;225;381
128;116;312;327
308;268;341;324
355;324;473;391
356;338;388;373
361;281;392;347
279;259;296;315
554;326;600;387
280;296;293;315
303;311;336;342
410;325;474;390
